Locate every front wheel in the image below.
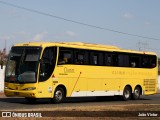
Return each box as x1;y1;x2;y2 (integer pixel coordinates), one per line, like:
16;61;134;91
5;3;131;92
122;86;132;101
51;87;65;104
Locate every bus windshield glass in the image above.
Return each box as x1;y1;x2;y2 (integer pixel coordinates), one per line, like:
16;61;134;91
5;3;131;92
5;47;41;83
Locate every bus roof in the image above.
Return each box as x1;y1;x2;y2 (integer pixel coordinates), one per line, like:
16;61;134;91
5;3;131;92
14;41;157;55
14;42;119;49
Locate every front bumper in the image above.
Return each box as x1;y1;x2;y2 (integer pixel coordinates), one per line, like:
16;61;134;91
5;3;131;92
4;89;37;98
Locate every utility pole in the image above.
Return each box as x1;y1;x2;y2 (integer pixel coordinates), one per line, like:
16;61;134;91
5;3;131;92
5;39;7;52
138;41;141;51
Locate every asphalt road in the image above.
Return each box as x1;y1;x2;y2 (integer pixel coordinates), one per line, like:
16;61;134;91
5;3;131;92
0;94;159;111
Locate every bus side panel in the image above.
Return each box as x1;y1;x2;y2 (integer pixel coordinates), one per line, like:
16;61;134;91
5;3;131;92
53;65;158;98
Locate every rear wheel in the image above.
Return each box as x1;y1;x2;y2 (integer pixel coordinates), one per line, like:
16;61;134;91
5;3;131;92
51;87;65;104
122;86;132;101
132;86;141;100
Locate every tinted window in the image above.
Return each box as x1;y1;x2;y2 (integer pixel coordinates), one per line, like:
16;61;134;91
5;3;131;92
130;55;141;68
39;47;57;82
142;55;157;68
58;48;73;64
57;47;157;68
74;49;88;65
118;54;129;67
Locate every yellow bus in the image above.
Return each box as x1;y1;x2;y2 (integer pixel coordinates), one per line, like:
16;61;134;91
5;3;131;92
4;42;158;103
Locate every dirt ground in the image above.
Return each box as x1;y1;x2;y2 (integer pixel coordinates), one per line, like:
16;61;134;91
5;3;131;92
0;105;160;120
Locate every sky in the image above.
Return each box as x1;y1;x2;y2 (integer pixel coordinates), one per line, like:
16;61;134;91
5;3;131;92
0;0;160;56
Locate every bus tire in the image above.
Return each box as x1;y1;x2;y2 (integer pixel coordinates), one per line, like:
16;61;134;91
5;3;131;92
132;86;141;100
122;86;132;101
52;87;65;104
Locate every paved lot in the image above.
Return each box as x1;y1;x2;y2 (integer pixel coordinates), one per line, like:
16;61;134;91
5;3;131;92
0;94;159;111
0;94;159;119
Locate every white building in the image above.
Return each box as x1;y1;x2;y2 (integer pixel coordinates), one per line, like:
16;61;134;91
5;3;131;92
0;67;5;92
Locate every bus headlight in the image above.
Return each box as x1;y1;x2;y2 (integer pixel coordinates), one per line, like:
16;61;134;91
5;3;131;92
4;86;8;89
23;87;36;91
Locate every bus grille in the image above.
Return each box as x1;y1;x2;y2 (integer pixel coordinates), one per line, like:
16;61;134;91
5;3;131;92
144;79;156;92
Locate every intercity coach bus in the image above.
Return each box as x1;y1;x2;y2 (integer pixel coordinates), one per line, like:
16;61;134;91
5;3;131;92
4;42;158;103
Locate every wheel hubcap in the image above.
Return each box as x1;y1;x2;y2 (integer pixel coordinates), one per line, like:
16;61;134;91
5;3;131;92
134;89;140;97
55;90;62;101
125;90;130;98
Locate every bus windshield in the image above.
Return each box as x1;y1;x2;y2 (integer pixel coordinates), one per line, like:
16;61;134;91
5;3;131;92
5;47;41;83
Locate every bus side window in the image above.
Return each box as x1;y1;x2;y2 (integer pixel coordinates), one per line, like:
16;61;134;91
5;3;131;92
142;57;149;68
150;56;156;68
93;55;98;65
105;54;112;66
74;49;89;65
98;52;104;66
89;52;99;65
74;49;83;65
58;53;72;64
118;54;129;67
58;48;73;65
75;53;84;64
112;54;118;66
130;56;140;68
147;55;156;68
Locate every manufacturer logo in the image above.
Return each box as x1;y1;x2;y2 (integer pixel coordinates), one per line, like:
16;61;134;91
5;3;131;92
2;112;11;117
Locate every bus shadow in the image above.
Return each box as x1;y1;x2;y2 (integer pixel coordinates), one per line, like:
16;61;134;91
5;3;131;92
64;96;151;103
0;96;152;104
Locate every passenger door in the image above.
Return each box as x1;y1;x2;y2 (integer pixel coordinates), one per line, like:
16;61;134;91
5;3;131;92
37;47;57;97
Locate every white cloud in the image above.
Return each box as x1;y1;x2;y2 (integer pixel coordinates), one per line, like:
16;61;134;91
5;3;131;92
65;31;76;37
123;13;135;19
32;32;47;41
54;30;78;39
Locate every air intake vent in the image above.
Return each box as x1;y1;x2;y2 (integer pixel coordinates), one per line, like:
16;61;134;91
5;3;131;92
144;79;156;92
